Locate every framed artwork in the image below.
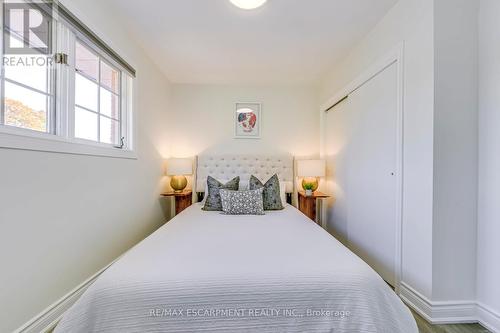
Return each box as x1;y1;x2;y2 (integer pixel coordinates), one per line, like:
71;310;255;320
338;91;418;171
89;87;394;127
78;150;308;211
234;102;261;139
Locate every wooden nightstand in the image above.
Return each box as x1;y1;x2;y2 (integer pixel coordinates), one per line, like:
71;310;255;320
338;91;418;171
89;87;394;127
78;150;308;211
161;190;192;215
298;191;330;226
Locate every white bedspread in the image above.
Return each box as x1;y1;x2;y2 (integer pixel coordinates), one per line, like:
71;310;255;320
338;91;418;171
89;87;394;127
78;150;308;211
55;204;417;333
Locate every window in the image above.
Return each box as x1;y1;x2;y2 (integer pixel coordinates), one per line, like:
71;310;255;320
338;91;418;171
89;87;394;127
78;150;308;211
74;41;121;145
1;1;55;133
3;54;54;133
0;1;136;157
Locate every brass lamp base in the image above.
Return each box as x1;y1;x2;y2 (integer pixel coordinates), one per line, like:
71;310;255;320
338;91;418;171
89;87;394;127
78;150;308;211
302;177;319;192
170;175;188;193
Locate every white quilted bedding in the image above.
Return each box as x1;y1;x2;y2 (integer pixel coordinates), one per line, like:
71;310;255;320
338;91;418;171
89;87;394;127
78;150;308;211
55;204;417;333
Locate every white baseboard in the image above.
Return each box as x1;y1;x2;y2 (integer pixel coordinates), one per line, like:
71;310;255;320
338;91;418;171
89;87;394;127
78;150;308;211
477;302;500;333
400;282;500;332
14;260;116;333
399;282;434;321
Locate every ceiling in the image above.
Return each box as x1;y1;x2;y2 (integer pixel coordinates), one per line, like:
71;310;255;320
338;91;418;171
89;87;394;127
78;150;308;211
108;0;397;85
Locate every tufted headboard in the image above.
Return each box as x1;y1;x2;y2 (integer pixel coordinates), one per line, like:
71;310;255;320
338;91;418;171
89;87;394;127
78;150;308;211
195;155;295;195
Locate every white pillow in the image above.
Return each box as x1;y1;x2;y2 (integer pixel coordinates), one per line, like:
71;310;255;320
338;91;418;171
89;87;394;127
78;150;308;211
239;180;249;191
280;181;287;206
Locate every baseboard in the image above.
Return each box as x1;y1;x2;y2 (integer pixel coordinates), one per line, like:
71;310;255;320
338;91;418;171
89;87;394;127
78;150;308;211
13;260;117;333
400;282;500;332
477;302;500;333
399;282;434;321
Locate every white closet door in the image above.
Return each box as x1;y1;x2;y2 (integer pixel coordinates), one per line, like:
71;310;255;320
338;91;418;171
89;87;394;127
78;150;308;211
325;98;351;245
325;62;398;286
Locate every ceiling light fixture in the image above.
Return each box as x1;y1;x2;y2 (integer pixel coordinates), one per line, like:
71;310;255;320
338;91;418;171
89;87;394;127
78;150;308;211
229;0;268;10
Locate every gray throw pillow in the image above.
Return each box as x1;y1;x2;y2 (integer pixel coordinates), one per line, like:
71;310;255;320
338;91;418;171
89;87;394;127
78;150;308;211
202;176;240;211
220;188;265;215
249;174;284;210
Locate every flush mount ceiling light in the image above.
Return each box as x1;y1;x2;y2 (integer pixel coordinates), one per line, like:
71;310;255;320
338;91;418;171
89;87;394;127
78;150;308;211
229;0;268;10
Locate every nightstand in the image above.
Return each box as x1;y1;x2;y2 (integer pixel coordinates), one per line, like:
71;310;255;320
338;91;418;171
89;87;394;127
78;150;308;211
298;191;330;227
161;190;192;215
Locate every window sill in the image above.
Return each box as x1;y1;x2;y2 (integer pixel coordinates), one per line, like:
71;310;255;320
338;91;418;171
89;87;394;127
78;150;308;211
0;126;137;159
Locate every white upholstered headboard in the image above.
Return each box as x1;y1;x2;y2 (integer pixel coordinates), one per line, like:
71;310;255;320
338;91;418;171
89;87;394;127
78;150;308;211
195;154;295;194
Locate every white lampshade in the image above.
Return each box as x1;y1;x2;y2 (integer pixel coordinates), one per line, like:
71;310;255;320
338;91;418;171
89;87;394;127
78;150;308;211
166;158;193;176
297;159;326;177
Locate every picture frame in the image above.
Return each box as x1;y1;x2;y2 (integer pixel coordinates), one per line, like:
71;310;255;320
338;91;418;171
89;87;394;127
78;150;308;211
234;102;261;139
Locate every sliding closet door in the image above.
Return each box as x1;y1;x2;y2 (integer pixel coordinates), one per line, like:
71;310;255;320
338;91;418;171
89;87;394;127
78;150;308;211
325;62;398;286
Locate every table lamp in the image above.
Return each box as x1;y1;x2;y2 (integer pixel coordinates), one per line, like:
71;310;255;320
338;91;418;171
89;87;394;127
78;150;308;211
297;159;326;194
166;158;193;192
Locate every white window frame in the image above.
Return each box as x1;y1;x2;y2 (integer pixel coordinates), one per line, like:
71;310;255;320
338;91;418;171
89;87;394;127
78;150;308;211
0;3;136;159
70;33;127;148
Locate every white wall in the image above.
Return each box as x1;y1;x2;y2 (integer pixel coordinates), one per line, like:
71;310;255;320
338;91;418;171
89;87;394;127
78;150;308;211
2;0;495;330
167;84;319;158
432;0;478;302
319;0;435;298
0;0;172;331
320;0;489;323
477;0;500;325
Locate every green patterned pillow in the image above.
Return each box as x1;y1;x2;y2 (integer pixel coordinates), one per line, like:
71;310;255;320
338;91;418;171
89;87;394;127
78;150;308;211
202;176;240;211
249;174;284;210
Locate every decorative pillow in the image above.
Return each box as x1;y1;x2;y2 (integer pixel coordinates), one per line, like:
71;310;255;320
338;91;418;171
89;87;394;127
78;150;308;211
220;188;265;215
202;176;240;211
199;178;231;205
249;174;284;210
280;182;287;206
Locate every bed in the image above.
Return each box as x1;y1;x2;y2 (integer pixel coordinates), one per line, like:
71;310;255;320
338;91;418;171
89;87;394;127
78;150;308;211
55;155;417;333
